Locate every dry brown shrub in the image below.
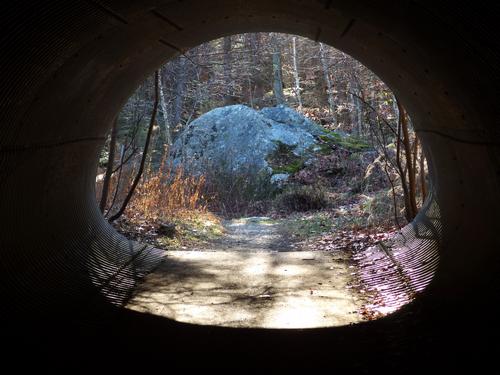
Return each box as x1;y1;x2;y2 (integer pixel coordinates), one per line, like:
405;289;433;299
96;153;207;221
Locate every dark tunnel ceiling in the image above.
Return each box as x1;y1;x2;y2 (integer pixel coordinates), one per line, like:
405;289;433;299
0;0;499;369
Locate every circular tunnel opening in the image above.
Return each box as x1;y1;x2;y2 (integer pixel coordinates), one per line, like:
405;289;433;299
96;32;436;328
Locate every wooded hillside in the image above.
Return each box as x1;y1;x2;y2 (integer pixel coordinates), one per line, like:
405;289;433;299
96;33;427;244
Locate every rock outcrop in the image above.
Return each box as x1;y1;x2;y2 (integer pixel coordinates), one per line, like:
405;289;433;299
170;105;325;177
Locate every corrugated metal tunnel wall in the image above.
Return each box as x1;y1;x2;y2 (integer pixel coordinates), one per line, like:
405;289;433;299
1;0;499;370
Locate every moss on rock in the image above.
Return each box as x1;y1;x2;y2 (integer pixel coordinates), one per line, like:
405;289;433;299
319;131;371;152
266;141;306;175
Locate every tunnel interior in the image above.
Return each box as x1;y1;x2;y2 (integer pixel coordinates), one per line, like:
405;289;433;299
1;0;499;369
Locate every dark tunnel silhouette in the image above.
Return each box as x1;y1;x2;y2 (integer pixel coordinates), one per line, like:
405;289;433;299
0;0;499;370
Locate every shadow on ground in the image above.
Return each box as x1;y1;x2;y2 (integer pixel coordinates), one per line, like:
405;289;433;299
126;217;366;328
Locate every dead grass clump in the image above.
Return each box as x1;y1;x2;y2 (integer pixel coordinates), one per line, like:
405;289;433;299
128;160;207;221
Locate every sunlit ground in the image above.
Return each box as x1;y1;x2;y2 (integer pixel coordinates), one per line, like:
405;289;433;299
126;250;365;328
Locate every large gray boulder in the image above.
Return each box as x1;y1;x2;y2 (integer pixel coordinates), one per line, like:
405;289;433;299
260;105;325;136
170;105;325;176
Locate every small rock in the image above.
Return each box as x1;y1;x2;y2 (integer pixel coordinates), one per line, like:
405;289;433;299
270;173;289;187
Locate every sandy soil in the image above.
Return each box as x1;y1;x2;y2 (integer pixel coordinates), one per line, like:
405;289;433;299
126;217;365;328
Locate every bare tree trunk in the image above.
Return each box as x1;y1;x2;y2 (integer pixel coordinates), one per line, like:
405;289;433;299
99;118;118;213
109;71;160;222
105;143;125;217
222;36;234;105
397;98;418;218
419;141;428;204
350;74;363;136
172;56;187;130
242;34;256;107
319;42;336;122
394;97;418;221
395;113;412;222
412;135;419;198
271;34;285;105
248;76;254;108
291;36;302;107
367;109;402;228
248;33;265;108
383;158;402;229
158;67;171;145
196;42;211;113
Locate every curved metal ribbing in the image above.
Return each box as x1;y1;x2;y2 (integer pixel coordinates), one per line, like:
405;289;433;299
0;0;499;369
355;196;441;315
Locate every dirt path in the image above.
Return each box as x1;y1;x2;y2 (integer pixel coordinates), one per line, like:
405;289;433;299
126;217;366;328
208;217;292;251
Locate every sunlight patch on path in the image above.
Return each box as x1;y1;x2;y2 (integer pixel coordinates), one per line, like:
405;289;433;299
126;250;365;328
211;217;290;252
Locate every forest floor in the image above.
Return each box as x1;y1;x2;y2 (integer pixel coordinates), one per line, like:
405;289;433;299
125;216;373;328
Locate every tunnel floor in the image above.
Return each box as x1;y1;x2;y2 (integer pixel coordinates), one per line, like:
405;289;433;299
125;217;366;328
